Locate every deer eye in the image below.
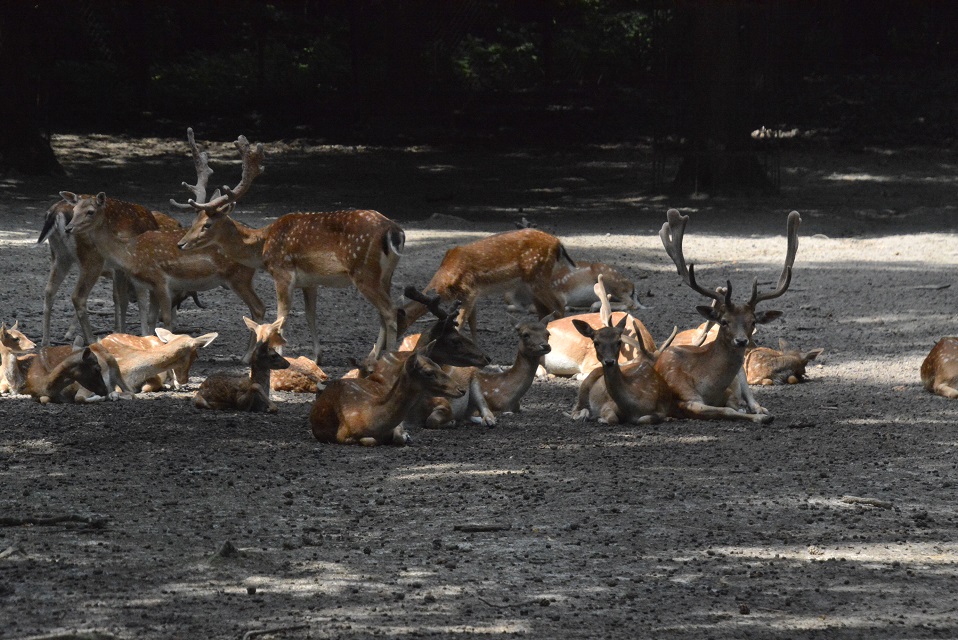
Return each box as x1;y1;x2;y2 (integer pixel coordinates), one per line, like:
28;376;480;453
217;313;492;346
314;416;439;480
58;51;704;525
203;222;212;230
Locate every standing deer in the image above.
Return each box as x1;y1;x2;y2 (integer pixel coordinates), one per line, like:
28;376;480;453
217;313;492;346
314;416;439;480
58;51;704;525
173;129;405;363
398;228;575;343
655;208;801;423
194;318;288;412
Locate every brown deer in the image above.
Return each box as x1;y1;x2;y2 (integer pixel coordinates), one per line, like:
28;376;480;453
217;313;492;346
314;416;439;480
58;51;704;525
97;329;219;392
540;310;654;379
655;208;801;424
0;322;36;393
173;129;405;363
419;314;554;429
505;260;645;313
921;337;958;398
744;340;824;386
310;345;465;446
194;318;289;412
399;228;574;343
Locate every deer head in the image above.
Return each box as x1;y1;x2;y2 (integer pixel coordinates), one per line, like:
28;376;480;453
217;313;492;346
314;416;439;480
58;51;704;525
659;208;800;351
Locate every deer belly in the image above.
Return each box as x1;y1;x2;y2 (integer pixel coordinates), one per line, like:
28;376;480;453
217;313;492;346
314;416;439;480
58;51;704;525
166;273;225;292
292;270;352;288
541;351;585;376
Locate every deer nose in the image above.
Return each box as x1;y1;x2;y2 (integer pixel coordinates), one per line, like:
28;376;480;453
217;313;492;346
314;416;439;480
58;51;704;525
602;358;617;367
734;338;749;348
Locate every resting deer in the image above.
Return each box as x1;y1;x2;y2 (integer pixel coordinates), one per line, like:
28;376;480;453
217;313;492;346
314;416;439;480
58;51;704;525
655;208;801;424
194;318;288;412
921;337;958;398
418;314;553;429
173;129;405;363
744;340;823;386
97;329;218;392
0;322;36;393
505;260;646;313
310;345;465;446
399;228;574;343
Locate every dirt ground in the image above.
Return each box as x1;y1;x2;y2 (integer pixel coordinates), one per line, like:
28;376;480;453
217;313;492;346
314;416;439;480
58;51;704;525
3;133;958;639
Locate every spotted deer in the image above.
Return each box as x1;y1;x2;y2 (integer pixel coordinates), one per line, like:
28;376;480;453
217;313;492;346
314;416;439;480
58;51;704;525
193;318;288;412
505;260;645;313
921;337;958;398
0;321;36;393
399;228;574;343
744;340;823;386
97;329;218;392
655;208;801;424
310;345;465;446
173;129;405;363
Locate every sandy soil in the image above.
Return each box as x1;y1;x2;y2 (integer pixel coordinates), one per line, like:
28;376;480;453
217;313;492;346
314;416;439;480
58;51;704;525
2;134;958;639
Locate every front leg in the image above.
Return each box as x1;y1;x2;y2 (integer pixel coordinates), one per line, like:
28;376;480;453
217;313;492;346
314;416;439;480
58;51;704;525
733;369;768;415
470;376;496;427
302;285;321;364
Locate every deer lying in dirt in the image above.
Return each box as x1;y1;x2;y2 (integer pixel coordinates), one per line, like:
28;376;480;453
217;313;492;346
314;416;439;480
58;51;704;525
1;322;132;403
399;228;574;343
193;318;288;412
505;260;645;313
310;344;465;446
655;209;801;424
97;329;218;392
416;314;554;429
744;340;824;385
921;337;958;398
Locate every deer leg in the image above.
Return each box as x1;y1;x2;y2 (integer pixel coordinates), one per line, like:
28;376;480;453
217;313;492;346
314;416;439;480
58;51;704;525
733;369;768;414
530;283;565;319
355;279;397;359
71;256;106;345
467;377;496;427
680;400;773;424
425;397;455;429
112;270;131;334
42;251;74;346
934;384;958;399
270;274;296;362
301;286;321;364
227;271;266;364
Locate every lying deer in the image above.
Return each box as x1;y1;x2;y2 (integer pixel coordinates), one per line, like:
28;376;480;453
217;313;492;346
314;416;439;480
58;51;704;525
194;318;288;412
744;340;824;386
399;228;574;343
505;260;645;312
0;322;36;393
173;129;405;362
539;309;656;379
655;208;801;424
310;344;465;446
921;337;958;398
97;329;218;392
417;314;554;429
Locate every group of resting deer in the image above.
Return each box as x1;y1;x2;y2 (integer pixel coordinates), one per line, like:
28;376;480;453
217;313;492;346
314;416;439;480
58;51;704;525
7;129;840;443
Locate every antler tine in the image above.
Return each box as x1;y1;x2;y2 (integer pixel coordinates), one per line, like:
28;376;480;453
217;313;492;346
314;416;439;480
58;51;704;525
661;209;723;303
750;211;801;305
170;127;215;209
594;274;613;327
190;135;265;214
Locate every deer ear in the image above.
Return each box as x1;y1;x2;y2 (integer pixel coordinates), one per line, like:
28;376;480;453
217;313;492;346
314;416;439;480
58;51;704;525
615;315;628;330
754;310;783;324
95;192;106;206
59;191;78;204
804;348;824;361
696;305;720;321
572;319;595;338
154;327;175;343
540;311;560;325
243;316;259;332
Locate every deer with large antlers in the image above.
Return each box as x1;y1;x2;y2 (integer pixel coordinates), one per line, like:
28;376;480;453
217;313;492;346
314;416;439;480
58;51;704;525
173;129;405;363
655;208;801;424
398;228;574;344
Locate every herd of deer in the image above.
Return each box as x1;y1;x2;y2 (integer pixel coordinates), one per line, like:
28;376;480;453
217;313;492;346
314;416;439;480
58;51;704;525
4;129;957;445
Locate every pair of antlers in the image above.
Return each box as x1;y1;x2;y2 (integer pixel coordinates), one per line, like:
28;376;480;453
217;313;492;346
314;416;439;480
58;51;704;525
659;208;801;307
169;128;265;214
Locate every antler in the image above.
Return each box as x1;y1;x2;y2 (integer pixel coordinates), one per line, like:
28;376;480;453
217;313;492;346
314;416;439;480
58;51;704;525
186;134;265;213
659;209;724;303
403;286;462;327
593;274;613;327
170;128;215;209
748;210;801;305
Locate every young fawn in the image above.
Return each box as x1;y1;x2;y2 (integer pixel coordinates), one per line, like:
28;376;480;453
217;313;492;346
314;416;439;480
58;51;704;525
922;337;958;398
193;318;288;412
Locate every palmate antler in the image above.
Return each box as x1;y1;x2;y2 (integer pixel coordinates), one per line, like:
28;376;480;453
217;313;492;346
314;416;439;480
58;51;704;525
748;211;801;305
659;209;725;304
170;128;265;213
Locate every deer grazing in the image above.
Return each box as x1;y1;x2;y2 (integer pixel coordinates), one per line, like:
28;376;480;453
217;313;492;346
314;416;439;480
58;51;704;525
505;260;645;313
97;329;219;393
417;314;553;429
310;344;465;446
399;228;575;343
655;208;801;424
173;129;405;363
921;337;958;398
194;318;288;412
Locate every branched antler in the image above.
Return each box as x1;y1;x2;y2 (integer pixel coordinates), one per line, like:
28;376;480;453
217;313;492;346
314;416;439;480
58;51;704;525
175;132;265;213
170;128;214;209
659;209;724;303
748;211;801;305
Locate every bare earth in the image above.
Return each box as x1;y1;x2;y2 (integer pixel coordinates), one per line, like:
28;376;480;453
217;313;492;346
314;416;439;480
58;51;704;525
2;134;958;639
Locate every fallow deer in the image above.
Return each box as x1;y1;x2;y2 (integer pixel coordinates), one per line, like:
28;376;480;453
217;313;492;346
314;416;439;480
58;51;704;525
193;318;288;412
505;260;645;313
63;191;266;338
921;337;958;398
655;208;801;424
744;340;824;386
97;329;219;393
0;322;36;393
418;314;554;429
310;345;465;446
172;128;405;363
399;228;575;343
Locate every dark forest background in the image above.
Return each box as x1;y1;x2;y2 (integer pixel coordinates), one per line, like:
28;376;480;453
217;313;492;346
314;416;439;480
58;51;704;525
2;0;957;188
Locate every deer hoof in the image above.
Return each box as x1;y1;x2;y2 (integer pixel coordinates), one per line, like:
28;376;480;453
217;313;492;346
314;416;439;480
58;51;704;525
754;413;774;425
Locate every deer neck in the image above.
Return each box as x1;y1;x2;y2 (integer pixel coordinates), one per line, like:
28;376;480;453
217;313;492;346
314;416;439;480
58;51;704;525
481;346;539;407
698;330;749;389
218;219;269;269
33;357;77;400
376;367;426;424
248;355;275;394
1;349;31;394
